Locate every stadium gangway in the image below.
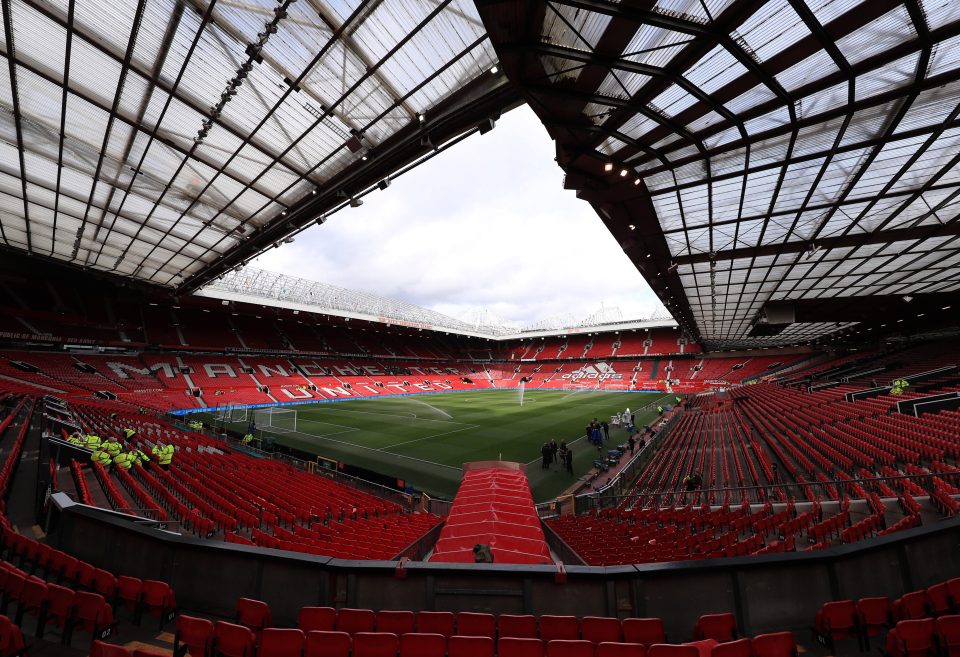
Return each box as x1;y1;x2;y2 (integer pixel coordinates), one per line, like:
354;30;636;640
566;470;960;516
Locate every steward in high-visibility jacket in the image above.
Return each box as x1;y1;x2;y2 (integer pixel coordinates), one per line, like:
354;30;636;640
123;428;137;440
242;434;254;445
113;452;134;471
91;449;112;467
189;421;203;431
132;449;150;466
103;440;122;459
657;405;664;415
84;435;102;450
153;444;174;468
67;433;84;446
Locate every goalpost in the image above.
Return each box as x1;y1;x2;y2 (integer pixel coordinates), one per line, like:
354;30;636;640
561;381;600;391
253;408;297;434
213;405;248;423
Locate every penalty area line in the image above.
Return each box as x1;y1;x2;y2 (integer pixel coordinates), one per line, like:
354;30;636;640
381;424;481;450
282;428;463;471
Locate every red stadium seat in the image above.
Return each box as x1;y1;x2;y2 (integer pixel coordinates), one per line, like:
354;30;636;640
499;615;539;639
0;614;26;657
353;632;399;657
116;575;143;614
694;614;737;642
936;615;960;657
541;616;580;642
299;607;337;632
499;637;546;657
896;591;931;621
175;614;215;657
43;583;75;638
417;611;456;637
596;643;646;657
337;608;376;635
14;576;47;627
259;628;305;657
91;641;132;657
750;632;797;657
376;610;415;635
236;597;273;634
305;630;351;657
857;597;893;640
814;600;859;650
546;640;595;657
710;638;750;657
399;632;446;657
457;612;496;638
214;621;257;657
449;635;495;657
70;592;115;648
582;617;621;644
141;580;176;629
648;646;699;657
622;619;666;646
886;618;935;657
928;583;954;616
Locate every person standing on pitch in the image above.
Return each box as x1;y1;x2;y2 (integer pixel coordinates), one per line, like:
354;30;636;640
541;443;551;470
628;434;636;455
549;439;558;466
564;447;573;475
601;421;610;442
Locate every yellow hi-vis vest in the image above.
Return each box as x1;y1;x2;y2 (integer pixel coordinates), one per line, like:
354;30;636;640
103;442;122;458
91;450;111;466
114;453;134;470
84;435;101;450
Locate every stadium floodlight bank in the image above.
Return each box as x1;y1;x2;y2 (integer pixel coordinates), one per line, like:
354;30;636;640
253;408;297;434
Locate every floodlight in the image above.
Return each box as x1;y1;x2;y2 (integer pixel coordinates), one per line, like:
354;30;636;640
350;197;363;208
903;295;914;302
604;162;614;172
620;169;629;177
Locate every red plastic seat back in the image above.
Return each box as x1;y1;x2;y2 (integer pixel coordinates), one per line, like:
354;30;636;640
936;616;960;657
449;635;495;657
546;639;595;657
418;611;456;637
816;600;858;637
90;640;132;657
0;614;26;656
597;644;646;657
582;617;622;644
896;618;935;657
648;646;699;657
377;610;415;635
305;630;351;657
259;628;305;657
236;597;272;631
353;632;399;657
500;615;538;639
19;576;48;614
336;608;376;635
46;583;76;625
928;584;952;615
175;614;215;657
299;607;336;632
458;612;496;638
710;637;750;657
116;575;142;608
751;632;797;657
399;632;446;657
214;621;257;657
73;591;114;632
695;614;737;642
622;619;666;646
499;637;546;657
857;597;892;636
541;616;581;642
897;592;930;621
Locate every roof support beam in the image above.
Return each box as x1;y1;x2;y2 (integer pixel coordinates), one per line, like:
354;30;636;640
1;0;30;250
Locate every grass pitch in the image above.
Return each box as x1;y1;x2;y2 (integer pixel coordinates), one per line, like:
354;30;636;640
207;390;667;502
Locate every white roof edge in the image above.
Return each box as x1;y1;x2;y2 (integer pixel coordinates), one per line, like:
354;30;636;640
194;288;679;341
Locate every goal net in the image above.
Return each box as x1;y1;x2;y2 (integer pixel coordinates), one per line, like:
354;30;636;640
253;408;297;434
212;404;247;423
561;382;599;391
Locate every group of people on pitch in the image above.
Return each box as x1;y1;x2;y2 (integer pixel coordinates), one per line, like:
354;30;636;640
540;439;574;474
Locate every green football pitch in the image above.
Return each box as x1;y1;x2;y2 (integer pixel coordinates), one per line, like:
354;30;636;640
203;390;668;502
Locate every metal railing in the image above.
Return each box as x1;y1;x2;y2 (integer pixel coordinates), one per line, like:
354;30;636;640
394;520;446;561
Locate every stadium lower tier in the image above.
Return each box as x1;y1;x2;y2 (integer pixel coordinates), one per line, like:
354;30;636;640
0;349;813;414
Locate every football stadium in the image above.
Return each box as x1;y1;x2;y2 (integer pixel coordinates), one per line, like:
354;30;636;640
0;0;959;656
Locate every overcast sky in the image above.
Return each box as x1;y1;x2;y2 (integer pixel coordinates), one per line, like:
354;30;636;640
252;104;666;327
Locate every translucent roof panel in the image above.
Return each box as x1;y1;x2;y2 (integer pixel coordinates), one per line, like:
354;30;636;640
0;0;497;287
507;0;960;346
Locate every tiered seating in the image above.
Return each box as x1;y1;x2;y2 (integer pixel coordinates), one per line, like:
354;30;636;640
175;600;799;657
63;404;445;561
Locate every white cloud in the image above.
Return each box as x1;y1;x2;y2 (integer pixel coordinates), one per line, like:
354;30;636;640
253;105;666;326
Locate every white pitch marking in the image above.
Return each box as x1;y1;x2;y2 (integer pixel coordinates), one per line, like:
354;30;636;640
381;424;481;450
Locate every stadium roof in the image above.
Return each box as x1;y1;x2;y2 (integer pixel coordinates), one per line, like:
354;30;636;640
197;265;677;338
0;0;517;288
477;0;960;348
